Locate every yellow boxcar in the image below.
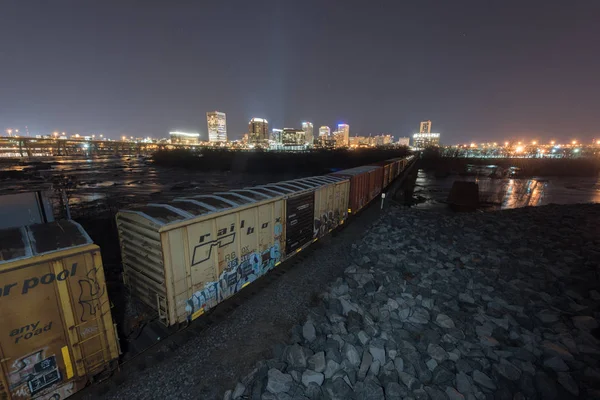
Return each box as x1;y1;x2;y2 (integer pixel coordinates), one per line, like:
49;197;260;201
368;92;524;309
116;176;350;327
0;221;120;400
117;193;287;326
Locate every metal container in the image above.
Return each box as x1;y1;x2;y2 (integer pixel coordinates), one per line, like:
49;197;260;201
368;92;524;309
116;175;349;327
0;221;120;400
331;165;382;214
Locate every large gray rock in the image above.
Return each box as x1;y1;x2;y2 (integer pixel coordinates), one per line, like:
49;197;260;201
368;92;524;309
427;344;448;363
303;322;317;343
358;350;373;380
493;359;521;381
302;370;324;387
536;310;560;324
543;356;569;372
344;343;361;367
357;330;370;346
360;377;385;400
424;386;447;400
266;368;293;394
369;342;386;365
445;387;465;400
458;293;475;304
398;371;420;390
456;372;472;394
409;307;430;324
472;370;496;391
323;377;353;400
384;382;406;400
286;344;312;369
232;382;245;399
307;351;326;373
305;382;322;400
435;314;456;329
572;316;598;331
393;357;404;374
541;341;574;360
557;372;579;396
324;359;341;379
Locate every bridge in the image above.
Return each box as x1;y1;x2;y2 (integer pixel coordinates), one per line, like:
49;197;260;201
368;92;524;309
0;136;201;158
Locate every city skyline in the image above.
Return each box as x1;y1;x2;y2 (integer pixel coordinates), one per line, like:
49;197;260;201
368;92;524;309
1;1;599;143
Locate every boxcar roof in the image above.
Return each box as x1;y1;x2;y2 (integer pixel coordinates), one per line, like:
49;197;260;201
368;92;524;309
0;220;93;265
117;174;349;229
330;165;381;176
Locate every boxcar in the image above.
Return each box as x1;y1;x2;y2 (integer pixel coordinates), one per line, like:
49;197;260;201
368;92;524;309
116;176;349;326
330;165;383;214
0;221;120;400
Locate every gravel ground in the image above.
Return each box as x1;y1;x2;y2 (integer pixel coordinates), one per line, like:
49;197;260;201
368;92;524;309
78;190;387;400
225;203;600;400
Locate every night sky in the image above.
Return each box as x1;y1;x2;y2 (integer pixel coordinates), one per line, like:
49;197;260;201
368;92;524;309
1;1;599;143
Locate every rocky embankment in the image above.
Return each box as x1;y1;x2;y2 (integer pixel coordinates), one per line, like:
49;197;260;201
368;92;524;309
226;204;600;400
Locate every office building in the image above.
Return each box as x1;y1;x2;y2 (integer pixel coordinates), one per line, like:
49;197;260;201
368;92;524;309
282;128;306;146
206;111;227;142
169;131;200;145
319;126;330;138
420;120;432;134
301;122;314;145
337;124;350;147
248;117;269;146
374;134;393;146
412;133;440;148
271;128;283;144
397;137;410;146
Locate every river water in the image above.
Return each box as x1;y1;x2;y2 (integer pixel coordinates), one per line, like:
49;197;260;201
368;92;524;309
412;169;600;211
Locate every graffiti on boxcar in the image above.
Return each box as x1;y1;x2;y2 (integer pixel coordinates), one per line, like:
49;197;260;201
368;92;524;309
77;267;106;322
37;382;74;400
313;210;344;238
9;348;63;397
185;241;282;321
191;232;235;266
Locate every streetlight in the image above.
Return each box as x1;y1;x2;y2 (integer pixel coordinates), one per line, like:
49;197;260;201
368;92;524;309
550;140;555;145
6;129;12;136
504;141;509;146
572;140;577;145
53;131;58;138
532;140;537;145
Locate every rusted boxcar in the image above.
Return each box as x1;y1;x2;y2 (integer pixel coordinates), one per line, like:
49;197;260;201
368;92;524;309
0;221;120;400
116;176;349;327
331;165;383;214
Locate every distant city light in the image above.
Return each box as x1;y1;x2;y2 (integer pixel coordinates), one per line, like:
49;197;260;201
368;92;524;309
169;131;200;137
572;140;577;145
515;146;524;153
573;148;580;153
504;141;509;146
550;140;555;145
531;140;537;145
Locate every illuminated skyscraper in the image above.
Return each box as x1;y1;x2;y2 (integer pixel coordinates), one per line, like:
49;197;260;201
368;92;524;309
282;128;306;146
207;111;227;142
420;120;431;133
319;126;330;138
301;122;314;145
248;118;269;145
271;128;283;144
337;124;349;147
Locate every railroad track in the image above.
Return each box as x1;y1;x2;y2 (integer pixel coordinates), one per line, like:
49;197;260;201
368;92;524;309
84;226;338;398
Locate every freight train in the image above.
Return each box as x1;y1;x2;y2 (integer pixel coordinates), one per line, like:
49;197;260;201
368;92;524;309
0;154;413;400
115;155;414;326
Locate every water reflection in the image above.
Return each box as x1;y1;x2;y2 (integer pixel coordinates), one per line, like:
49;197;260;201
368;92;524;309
413;169;600;211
